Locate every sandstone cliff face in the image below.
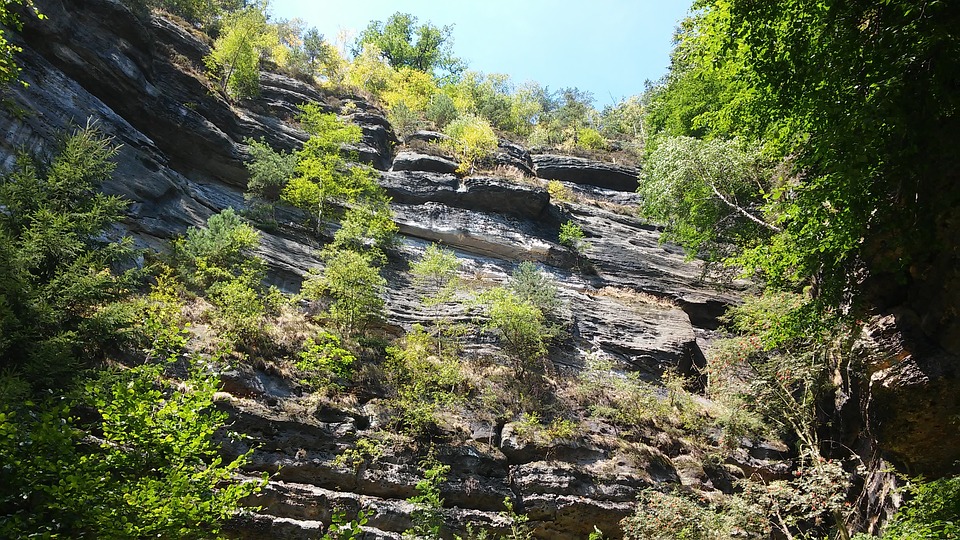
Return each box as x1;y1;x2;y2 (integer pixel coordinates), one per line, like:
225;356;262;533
3;1;956;538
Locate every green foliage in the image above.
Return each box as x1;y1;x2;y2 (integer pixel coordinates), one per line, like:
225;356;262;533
410;243;461;355
621;489;728;540
500;497;533;540
384;325;466;437
354;12;463;79
207;277;265;345
326;202;398;264
0;363;263;538
442;113;498;174
508;261;561;319
638;136;774;266
446;71;515;131
404;459;450;539
204;6;275;99
138;271;189;362
144;0;244;30
558;220;587;252
0;0;43;86
244;137;296;220
0;124;137;390
650;0;960;307
296;331;356;391
302;248;386;338
476;287;551;381
576;127;606;150
323;509;369;540
425;92;458;129
546;180;573;203
173;208;264;290
881;476;960;539
332;437;383;471
282;104;381;233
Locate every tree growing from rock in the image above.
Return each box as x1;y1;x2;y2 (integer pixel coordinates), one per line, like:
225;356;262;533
410;243;461;357
302;249;386;339
204;6;275;99
442;113;497;175
281;104;382;235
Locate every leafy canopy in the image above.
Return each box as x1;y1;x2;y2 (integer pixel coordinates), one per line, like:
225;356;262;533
353;12;463;79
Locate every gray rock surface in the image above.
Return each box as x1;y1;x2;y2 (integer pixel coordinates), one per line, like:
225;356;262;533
532;154;640;192
391;151;459;174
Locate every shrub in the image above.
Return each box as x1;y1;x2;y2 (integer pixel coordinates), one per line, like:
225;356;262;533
203;6;276;99
443;113;498;175
547;180;574;203
880;476;960;539
173;208;264;290
302;248;386;338
558;220;588;252
384;325;466;437
476;287;551;381
508;261;561;319
296;332;356;391
425;92;458;129
0;362;264;538
576;127;606;150
206;278;265;347
244;138;296;219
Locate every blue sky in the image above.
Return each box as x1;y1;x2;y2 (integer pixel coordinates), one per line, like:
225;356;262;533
267;0;693;108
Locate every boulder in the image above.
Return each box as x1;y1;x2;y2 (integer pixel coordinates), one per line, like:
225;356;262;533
532;154;639;192
391;151;459;174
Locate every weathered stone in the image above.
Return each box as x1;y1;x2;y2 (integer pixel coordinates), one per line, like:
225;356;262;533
532;154;639;192
391;151;459;174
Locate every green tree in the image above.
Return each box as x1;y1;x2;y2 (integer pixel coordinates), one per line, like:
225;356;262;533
204;5;276;99
353;12;463;79
244;138;297;222
508;261;560;319
172;208;264;290
326;202;398;263
558;221;587;252
0;124;137;389
410;243;461;356
476;287;551;381
302;248;386;338
638;136;776;266
0;363;263;538
282;104;381;234
651;0;960;303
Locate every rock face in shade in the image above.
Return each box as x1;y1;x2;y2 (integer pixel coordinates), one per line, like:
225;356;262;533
5;0;956;537
531;154;640;192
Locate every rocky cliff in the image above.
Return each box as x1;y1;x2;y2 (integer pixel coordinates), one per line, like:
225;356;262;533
2;1;957;538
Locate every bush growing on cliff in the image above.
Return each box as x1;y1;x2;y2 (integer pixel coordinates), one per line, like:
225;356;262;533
281;104;383;233
442;113;498;175
204;5;276;99
302;248;386;338
411;243;462;356
875;475;960;539
476;287;552;383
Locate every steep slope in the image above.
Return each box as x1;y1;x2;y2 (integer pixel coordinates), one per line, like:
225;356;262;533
8;1;953;539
